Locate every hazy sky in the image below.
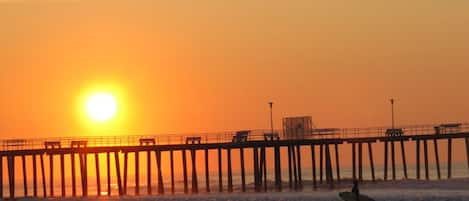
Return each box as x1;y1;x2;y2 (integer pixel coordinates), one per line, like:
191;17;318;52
1;0;469;138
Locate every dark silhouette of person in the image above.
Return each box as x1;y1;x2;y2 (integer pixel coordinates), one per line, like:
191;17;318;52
351;179;360;201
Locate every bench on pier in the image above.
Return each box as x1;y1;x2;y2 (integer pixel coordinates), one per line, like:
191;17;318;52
385;128;404;137
435;123;462;135
140;138;156;145
44;141;61;149
264;132;280;141
232;130;250;143
186;136;202;144
71;140;87;148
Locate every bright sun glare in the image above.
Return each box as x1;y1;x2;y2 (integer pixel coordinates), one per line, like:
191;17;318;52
85;93;117;122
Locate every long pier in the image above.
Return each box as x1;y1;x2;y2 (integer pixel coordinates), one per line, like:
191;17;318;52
1;123;469;199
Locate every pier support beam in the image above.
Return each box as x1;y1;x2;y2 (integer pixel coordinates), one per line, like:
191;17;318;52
358;143;363;182
147;150;152;195
170;149;175;194
416;140;421;180
424;140;429;180
22;155;28;197
33;154;37;197
433;139;441;180
352;143;356;180
106;152;111;196
218;148;222;192
466;138;469;173
205;149;210;192
291;145;298;189
95;153;101;196
296;145;302;188
311;144;317;189
60;154;65;197
274;145;281;190
114;152;123;196
335;144;340;183
227;148;233;192
240;148;246;192
7;155;15;199
50;154;54;197
71;153;76;196
448;138;452;179
135;151;140;195
155;150;164;194
384;141;388;181
400;140;408;179
40;154;47;197
325;144;334;188
0;156;3;199
182;149;188;194
391;141;396;180
319;144;324;183
287;146;292;188
368;142;375;181
192;148;199;193
123;152;128;195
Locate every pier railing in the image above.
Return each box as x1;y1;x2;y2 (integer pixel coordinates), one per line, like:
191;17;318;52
2;122;469;151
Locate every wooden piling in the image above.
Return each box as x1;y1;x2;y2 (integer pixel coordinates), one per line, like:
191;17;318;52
123;152;128;195
95;153;101;196
7;155;15;199
384;141;388;181
358;143;363;181
253;147;259;191
296;145;302;188
106;152;111;196
319;144;323;183
192;148;199;193
262;146;267;191
49;154;54;197
240;148;246;192
287;145;292;188
424;140;429;180
311;144;317;189
325;144;334;188
433;139;441;179
448;138;452;179
60;153;65;197
147;150;152;195
400;140;408;179
135;151;140;195
81;153;88;196
114;152;123;196
291;145;298;189
416;140;421;180
205;149;210;192
0;156;3;199
218;148;222;192
335;144;340;183
352;143;356;180
368;142;375;181
182;149;188;194
170;149;175;194
33;154;37;197
391;141;396;180
274;145;282;190
71;152;76;196
40;154;47;197
22;155;28;197
227;148;233;192
155;150;164;194
466;138;469;173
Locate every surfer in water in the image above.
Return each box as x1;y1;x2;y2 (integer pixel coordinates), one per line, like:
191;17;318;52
351;179;360;201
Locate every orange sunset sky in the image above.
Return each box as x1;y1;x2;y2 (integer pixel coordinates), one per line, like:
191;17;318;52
1;0;469;139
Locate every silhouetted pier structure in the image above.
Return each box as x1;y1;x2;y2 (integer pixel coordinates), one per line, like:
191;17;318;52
2;123;469;199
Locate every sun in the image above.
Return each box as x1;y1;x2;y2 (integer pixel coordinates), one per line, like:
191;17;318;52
85;93;118;122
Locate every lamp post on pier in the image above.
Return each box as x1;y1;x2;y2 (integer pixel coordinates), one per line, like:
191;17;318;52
269;102;274;134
